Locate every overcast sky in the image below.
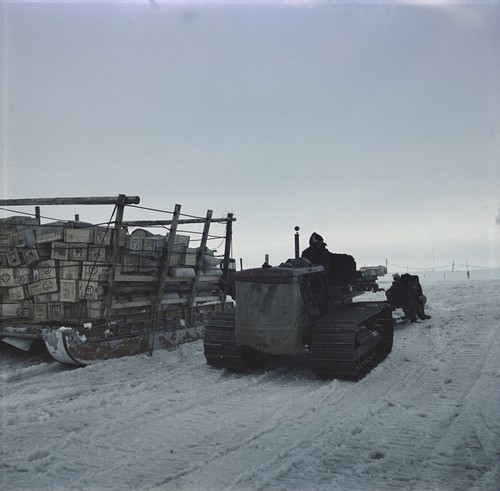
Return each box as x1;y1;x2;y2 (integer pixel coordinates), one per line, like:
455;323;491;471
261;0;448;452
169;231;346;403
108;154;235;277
1;0;499;270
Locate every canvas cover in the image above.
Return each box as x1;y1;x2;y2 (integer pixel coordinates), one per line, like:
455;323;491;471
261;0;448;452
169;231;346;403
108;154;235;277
235;281;305;355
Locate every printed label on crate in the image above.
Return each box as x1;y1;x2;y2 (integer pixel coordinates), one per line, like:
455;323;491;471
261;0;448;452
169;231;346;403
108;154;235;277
39;260;57;279
64;227;94;243
14;267;31;286
127;235;143;254
93;227;112;246
6;248;22;267
17;299;33;319
33;303;47;321
68;243;88;261
59;261;81;280
22;247;40;266
35;223;65;243
42;278;58;293
78;281;101;300
0;268;15;287
60;280;77;302
87;245;109;263
82;262;109;281
51;242;69;260
48;302;64;319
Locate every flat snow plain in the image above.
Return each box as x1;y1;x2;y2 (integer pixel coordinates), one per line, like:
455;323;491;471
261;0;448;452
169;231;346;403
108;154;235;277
1;270;499;491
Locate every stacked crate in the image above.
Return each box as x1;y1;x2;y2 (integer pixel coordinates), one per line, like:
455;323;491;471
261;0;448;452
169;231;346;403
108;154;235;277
0;217;224;324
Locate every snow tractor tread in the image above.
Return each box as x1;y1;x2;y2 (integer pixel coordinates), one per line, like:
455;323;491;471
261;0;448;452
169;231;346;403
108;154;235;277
311;302;394;380
203;309;246;369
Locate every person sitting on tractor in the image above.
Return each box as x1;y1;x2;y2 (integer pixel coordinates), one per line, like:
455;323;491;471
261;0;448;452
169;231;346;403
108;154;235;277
301;233;357;288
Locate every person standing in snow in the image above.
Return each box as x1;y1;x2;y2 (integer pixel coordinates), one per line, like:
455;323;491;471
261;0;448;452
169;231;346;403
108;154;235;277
408;274;431;320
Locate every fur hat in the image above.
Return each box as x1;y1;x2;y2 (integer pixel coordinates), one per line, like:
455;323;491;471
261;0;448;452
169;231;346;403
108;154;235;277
310;232;327;247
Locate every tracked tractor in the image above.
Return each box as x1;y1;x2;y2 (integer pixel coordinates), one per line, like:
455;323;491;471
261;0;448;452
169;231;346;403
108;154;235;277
203;258;394;380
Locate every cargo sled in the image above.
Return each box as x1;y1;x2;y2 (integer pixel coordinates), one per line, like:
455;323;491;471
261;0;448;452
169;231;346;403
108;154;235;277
0;195;235;365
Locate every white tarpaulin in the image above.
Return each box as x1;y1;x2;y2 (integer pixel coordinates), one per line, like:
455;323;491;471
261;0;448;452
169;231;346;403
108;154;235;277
235;281;305;355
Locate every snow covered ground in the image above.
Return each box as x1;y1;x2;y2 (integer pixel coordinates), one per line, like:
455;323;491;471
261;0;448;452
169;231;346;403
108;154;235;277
1;272;499;491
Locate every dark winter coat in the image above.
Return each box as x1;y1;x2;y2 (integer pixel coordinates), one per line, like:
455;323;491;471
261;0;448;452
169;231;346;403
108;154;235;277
386;278;414;307
301;233;357;286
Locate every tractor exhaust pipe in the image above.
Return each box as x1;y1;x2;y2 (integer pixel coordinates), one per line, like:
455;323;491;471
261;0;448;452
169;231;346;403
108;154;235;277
294;226;300;259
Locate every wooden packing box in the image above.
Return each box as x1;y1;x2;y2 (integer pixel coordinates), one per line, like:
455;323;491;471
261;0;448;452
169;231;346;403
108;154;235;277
181;248;199;267
0;216;40;235
6;248;23;267
11;228;37;248
38;259;58;280
64;302;87;319
14;267;31;287
68;243;88;262
22;247;40;266
93;227;126;247
28;278;59;296
0;268;15;287
87;245;110;264
64;227;94;243
9;285;26;301
82;262;109;282
33;303;48;321
51;242;69;261
60;279;77;302
59;261;81;280
0;302;20;318
78;280;102;301
48;302;65;319
35;222;67;244
0;235;11;248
